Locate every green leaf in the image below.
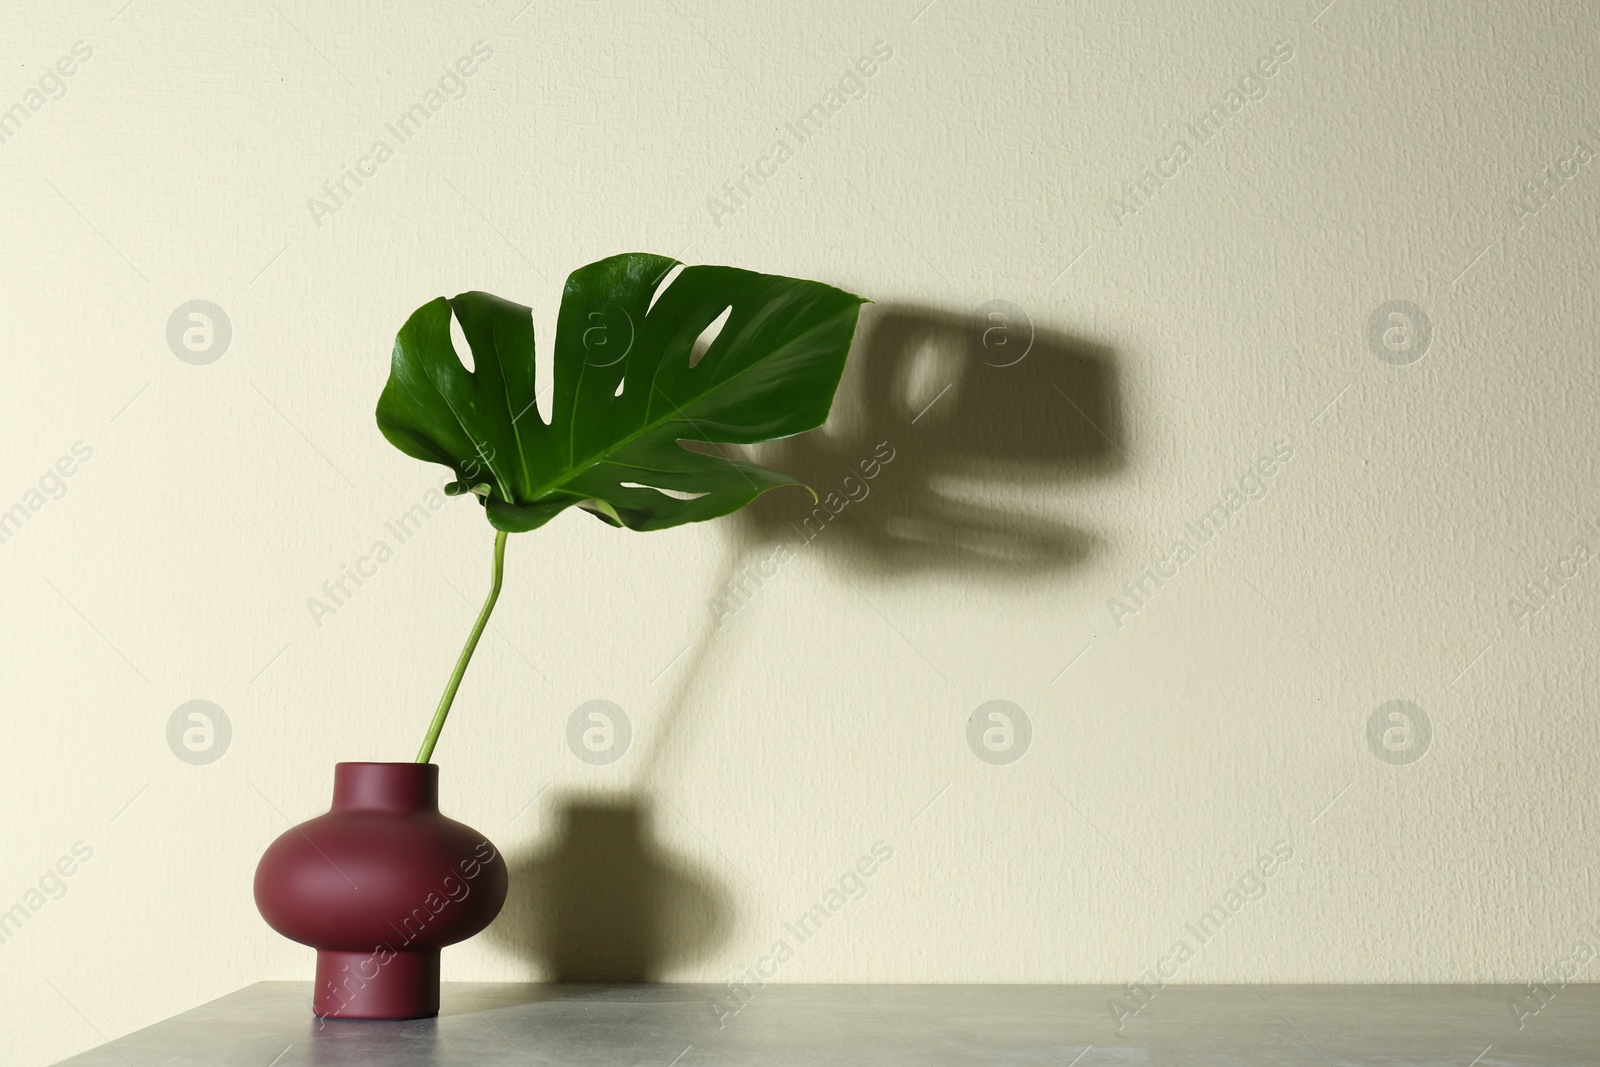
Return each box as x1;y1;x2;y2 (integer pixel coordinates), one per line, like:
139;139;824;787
376;253;865;532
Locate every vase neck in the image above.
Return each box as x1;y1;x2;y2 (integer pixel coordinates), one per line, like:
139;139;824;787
331;762;438;813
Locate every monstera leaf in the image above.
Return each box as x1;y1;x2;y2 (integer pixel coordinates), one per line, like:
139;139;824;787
376;253;865;532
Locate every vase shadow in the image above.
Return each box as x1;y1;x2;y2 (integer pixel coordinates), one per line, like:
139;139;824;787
486;795;733;983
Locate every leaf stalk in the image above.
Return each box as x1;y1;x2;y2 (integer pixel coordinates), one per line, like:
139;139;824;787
415;529;507;763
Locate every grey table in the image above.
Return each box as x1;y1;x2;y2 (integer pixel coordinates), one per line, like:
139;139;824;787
53;982;1600;1065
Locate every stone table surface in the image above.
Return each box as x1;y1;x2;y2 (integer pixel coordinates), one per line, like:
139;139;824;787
52;982;1600;1066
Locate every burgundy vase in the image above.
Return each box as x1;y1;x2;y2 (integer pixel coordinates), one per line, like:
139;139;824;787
254;762;508;1020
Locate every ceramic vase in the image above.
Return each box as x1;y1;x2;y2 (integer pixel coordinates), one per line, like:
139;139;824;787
254;762;507;1019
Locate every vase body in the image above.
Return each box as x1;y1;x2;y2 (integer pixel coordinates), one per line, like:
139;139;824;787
254;762;507;1019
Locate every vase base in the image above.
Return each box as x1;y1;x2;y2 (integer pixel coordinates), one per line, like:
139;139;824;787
313;948;440;1020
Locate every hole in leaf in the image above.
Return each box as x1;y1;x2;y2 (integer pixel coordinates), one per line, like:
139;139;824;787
648;264;686;314
450;309;474;373
690;306;733;368
620;481;707;501
614;378;625;397
533;322;553;425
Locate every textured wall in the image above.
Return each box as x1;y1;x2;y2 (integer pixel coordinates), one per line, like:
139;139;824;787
4;0;1599;1063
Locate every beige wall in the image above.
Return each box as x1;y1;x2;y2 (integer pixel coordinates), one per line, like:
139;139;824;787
5;0;1600;1062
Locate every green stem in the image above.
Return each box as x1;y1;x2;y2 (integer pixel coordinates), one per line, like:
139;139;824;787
416;529;508;763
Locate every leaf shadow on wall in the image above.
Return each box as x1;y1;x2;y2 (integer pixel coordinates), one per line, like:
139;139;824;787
725;301;1127;578
486;302;1126;985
